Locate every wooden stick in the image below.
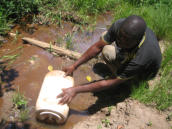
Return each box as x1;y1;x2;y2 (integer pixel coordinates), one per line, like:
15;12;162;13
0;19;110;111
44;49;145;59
22;37;81;60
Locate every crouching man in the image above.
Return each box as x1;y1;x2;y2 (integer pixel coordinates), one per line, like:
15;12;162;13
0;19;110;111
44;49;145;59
57;15;162;104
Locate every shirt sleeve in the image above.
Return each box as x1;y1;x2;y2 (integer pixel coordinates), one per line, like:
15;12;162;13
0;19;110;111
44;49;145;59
116;61;143;80
101;22;116;44
101;18;125;44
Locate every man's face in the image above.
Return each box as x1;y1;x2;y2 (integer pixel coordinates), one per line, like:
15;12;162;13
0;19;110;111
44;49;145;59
116;29;138;50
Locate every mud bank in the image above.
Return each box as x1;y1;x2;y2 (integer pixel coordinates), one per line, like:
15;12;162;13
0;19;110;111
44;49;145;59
73;99;171;129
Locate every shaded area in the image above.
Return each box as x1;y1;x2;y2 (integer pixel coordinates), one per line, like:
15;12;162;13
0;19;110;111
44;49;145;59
0;63;18;97
93;62;113;78
88;84;132;114
0;119;35;129
88;62;140;114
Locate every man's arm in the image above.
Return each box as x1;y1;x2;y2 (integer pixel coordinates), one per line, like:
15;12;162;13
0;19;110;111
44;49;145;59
64;39;107;75
57;77;126;104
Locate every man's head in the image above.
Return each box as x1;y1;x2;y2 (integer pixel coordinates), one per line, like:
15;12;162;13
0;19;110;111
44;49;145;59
116;15;146;49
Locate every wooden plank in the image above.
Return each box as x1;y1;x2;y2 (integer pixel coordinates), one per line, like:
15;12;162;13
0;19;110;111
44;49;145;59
22;37;81;60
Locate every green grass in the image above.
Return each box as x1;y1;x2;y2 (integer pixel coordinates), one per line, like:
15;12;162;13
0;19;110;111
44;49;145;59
65;32;74;49
19;109;30;122
12;91;30;122
0;0;39;35
36;0;119;25
12;91;28;109
102;118;111;127
0;12;11;35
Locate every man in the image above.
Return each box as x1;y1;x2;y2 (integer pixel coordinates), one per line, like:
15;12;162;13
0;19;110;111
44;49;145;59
57;15;162;104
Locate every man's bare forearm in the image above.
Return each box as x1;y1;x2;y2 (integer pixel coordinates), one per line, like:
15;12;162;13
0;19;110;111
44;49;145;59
73;78;125;93
73;40;107;69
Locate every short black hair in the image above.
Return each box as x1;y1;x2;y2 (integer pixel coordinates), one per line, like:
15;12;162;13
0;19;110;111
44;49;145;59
120;15;146;41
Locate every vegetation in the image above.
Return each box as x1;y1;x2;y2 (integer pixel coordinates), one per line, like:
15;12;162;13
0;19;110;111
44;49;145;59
0;0;39;35
102;118;111;127
12;91;28;109
12;91;30;121
65;32;74;49
36;0;118;25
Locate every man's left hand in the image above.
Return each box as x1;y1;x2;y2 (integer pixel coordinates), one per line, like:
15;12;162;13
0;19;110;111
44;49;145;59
57;87;76;105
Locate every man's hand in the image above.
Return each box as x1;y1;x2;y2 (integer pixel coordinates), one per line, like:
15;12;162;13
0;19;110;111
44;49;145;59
57;87;76;105
62;65;76;76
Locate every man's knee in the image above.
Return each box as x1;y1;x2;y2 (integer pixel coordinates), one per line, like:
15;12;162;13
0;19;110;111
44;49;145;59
102;45;116;62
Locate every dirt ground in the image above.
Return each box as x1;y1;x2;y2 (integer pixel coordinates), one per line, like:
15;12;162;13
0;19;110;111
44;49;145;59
73;98;172;129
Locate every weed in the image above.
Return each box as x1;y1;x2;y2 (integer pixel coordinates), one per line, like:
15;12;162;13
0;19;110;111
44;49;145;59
36;0;118;26
12;91;28;109
102;118;111;127
0;12;10;35
5;46;23;55
97;124;102;129
55;36;63;47
146;121;152;126
19;109;30;122
30;56;37;61
107;106;113;115
166;112;172;121
49;41;53;53
65;32;74;49
13;30;20;43
0;0;39;35
131;81;149;102
1;53;20;65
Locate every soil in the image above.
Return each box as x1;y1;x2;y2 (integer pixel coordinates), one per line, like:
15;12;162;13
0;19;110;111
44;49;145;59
73;99;172;129
0;12;172;129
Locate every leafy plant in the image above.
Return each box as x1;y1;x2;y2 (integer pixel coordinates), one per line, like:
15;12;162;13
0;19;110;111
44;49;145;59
19;109;30;122
65;32;74;49
97;124;102;129
107;106;113;115
102;118;111;127
12;91;28;109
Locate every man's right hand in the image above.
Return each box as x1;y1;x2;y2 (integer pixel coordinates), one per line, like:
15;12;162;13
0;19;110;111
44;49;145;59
62;65;76;76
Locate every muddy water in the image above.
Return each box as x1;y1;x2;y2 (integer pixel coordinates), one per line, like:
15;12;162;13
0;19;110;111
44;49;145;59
0;40;99;129
73;11;113;53
0;12;113;128
10;11;113;53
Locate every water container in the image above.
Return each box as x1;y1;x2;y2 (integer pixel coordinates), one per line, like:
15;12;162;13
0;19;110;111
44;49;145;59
35;70;74;124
